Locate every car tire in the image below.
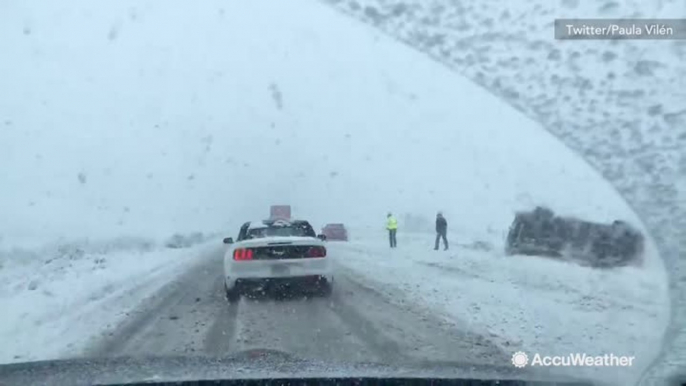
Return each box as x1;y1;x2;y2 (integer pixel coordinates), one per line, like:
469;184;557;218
225;281;240;303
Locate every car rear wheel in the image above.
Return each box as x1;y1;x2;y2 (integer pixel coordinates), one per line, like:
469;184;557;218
224;281;240;303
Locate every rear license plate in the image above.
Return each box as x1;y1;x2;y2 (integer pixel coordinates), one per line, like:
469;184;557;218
271;264;290;275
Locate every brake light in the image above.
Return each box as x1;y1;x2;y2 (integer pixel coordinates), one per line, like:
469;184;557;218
306;246;326;258
233;248;253;261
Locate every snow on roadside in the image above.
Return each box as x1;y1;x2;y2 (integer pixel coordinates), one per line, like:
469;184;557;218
331;231;669;385
0;237;219;364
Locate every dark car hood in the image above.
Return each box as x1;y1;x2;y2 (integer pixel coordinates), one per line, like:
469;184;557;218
0;349;597;386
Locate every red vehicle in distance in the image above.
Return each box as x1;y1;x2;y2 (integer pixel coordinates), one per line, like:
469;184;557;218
322;223;348;241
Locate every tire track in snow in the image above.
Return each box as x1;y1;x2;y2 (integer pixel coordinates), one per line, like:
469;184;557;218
331;272;510;367
224;294;379;363
202;277;239;356
83;253;228;357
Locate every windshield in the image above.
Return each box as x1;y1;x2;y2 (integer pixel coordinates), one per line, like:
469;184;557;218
246;223;316;239
0;1;683;386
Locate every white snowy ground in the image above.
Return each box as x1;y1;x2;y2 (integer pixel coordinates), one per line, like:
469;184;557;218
0;238;217;364
331;230;667;385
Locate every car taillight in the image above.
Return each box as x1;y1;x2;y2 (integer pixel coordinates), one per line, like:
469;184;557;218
306;246;326;258
233;248;253;261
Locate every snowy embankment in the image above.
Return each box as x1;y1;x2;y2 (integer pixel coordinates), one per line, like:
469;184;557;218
0;236;217;364
332;230;667;385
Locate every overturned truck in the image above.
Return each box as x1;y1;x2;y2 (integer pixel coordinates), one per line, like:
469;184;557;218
505;207;644;268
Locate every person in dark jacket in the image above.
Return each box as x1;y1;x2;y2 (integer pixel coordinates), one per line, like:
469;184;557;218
435;212;448;251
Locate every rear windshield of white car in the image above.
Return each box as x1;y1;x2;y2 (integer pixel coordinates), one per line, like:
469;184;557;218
246;224;315;239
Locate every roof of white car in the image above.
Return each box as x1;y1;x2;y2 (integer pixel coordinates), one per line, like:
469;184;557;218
246;219;308;229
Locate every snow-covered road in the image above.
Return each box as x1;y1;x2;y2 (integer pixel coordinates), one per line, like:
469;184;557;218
2;239;603;385
0;232;664;385
67;243;596;383
82;246;510;367
330;231;668;385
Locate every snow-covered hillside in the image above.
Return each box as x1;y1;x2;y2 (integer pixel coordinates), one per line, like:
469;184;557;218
318;0;685;382
0;0;673;384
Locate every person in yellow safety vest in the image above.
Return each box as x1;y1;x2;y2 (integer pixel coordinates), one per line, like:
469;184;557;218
386;212;398;248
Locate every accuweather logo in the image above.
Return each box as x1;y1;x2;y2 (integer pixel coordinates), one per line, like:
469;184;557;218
510;352;635;367
511;351;529;368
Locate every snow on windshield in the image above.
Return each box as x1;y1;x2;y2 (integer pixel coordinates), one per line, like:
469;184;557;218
0;0;681;385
